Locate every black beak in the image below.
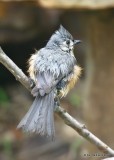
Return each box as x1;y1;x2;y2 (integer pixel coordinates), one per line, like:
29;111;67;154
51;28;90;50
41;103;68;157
74;40;82;45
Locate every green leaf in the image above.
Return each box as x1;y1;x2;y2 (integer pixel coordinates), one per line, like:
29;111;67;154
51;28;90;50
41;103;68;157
0;87;9;104
69;93;81;107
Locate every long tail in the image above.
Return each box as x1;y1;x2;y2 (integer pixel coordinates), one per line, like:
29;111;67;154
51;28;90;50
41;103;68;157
17;90;55;139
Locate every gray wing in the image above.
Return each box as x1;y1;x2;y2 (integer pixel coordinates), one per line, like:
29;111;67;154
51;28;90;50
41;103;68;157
31;71;63;97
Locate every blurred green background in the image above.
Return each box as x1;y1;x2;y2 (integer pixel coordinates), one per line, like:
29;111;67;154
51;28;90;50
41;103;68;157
0;1;114;160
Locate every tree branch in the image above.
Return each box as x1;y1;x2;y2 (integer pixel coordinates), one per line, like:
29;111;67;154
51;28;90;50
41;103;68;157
0;47;114;157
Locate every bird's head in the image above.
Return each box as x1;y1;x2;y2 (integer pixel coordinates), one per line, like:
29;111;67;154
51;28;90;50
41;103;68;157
46;25;81;53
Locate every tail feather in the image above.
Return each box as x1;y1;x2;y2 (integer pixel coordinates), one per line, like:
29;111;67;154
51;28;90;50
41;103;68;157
17;91;55;139
46;92;55;137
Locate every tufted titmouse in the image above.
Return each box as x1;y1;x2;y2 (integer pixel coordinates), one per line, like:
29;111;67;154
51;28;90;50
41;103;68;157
17;25;81;139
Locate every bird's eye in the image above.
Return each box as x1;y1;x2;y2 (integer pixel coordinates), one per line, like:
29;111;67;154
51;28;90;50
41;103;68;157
66;40;70;45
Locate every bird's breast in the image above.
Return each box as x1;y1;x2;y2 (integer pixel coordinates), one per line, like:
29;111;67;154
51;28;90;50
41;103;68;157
56;53;76;76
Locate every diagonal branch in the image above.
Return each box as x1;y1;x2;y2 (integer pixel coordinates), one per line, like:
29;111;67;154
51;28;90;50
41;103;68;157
0;47;114;157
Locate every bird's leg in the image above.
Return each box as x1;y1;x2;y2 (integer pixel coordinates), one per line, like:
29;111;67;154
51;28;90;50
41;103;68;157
54;94;60;111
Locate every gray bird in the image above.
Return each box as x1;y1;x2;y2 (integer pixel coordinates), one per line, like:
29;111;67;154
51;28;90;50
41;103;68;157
17;25;81;139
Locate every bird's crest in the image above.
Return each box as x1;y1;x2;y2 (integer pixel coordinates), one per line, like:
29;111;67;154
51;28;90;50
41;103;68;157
56;25;73;40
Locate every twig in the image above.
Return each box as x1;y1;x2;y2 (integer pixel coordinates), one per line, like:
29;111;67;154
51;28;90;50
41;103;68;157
0;47;114;157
